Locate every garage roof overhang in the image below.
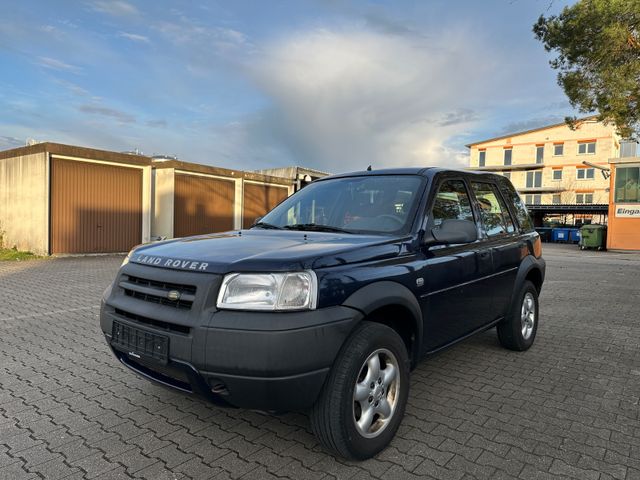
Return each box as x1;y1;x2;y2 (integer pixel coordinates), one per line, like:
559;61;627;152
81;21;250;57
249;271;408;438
153;159;292;186
0;142;152;166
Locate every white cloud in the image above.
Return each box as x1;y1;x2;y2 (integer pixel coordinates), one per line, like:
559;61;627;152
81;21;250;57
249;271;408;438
36;56;82;73
78;104;136;123
246;27;501;171
118;32;150;43
153;18;248;55
90;1;138;16
0;135;23;149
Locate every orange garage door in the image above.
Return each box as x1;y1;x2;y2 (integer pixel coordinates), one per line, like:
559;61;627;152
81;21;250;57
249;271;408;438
243;183;289;228
174;173;235;237
51;158;142;254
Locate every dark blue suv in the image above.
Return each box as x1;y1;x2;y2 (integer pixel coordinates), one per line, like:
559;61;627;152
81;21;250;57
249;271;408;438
100;168;545;459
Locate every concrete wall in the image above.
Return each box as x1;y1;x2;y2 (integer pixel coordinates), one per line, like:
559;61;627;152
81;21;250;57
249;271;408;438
0;152;49;255
152;168;175;239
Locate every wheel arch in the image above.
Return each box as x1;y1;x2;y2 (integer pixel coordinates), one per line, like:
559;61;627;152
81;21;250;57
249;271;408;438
342;281;423;367
515;255;545;295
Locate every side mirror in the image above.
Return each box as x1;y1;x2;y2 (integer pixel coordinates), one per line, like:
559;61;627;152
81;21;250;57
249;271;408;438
425;219;477;246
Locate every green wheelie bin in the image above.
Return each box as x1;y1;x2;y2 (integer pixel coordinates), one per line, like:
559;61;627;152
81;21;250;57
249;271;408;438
579;224;607;251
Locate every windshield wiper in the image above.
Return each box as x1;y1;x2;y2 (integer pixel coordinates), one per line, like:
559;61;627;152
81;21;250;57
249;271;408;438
283;223;353;234
251;221;283;230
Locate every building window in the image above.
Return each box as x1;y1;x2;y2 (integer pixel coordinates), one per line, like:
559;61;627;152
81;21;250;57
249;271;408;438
503;172;511;180
524;194;541;205
552;194;561;204
614;166;640;203
578;141;596;155
536;145;544;164
478;150;486;167
552;169;563;181
577;167;595;180
504;148;512;166
553;143;564;156
576;193;594;204
526;170;542;188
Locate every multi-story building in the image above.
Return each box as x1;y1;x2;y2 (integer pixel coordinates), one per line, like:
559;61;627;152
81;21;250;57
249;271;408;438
466;117;621;206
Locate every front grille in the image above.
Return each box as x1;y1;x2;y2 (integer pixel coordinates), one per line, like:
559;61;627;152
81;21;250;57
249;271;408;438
114;308;191;335
120;275;196;310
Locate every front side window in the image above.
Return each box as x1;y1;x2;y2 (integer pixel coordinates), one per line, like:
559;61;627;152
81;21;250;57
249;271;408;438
471;182;515;236
499;180;533;231
552;169;563;181
526;170;543;188
430;179;475;227
578;141;596;155
614;166;640;202
259;175;423;234
478;150;486;167
504;148;512;166
536;145;544;164
554;143;564;156
577;168;595;180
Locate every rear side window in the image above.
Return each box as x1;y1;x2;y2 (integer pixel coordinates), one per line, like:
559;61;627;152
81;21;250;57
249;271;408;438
470;182;515;236
430;179;475;227
497;180;534;232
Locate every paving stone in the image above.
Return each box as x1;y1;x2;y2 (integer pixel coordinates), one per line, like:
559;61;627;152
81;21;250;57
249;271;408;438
1;244;640;480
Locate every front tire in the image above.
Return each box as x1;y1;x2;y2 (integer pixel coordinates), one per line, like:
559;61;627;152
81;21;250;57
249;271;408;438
310;322;410;460
497;280;539;351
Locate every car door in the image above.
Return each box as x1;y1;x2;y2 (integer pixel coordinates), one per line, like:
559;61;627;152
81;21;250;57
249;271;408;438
417;176;495;352
468;180;524;319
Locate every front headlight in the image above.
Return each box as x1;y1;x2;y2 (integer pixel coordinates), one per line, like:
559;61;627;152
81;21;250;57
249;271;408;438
121;244;142;267
121;250;134;267
217;272;318;311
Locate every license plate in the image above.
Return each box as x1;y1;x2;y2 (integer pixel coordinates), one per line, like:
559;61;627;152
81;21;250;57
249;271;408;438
111;321;169;365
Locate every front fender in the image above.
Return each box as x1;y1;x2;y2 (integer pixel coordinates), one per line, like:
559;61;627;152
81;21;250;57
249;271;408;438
342;281;423;366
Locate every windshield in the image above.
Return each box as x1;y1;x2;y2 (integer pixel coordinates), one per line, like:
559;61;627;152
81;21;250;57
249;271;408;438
256;175;424;235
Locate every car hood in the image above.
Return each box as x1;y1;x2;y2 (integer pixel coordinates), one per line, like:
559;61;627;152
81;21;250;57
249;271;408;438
129;229;410;274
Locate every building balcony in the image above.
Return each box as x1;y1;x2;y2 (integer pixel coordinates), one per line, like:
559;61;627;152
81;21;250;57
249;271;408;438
517;186;562;193
469;163;545;172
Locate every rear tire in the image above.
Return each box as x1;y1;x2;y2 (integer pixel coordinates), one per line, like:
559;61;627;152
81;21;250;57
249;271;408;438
310;321;410;460
497;280;538;351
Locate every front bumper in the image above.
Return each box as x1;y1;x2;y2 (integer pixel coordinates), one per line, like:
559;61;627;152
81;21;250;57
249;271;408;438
101;303;362;411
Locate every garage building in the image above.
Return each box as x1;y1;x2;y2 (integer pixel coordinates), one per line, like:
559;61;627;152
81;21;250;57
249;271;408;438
151;160;292;239
0;143;151;255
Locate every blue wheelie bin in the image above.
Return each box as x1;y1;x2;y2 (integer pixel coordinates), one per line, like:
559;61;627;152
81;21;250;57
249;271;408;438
569;228;581;244
552;227;570;243
535;227;552;242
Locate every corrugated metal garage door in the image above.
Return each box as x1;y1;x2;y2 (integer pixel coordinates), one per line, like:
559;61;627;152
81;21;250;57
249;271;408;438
242;183;289;228
174;173;235;237
51;158;142;254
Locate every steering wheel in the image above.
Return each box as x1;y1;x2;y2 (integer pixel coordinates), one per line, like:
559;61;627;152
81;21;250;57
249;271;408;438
376;214;404;226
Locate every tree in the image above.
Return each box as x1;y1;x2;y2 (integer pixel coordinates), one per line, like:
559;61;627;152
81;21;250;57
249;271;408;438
533;0;640;138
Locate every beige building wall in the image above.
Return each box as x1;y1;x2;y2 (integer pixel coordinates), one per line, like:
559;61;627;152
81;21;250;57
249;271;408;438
468;119;620;205
0;152;49;255
151;168;175;239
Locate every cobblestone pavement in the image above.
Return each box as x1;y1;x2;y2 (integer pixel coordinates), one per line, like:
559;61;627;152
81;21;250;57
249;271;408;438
1;244;639;480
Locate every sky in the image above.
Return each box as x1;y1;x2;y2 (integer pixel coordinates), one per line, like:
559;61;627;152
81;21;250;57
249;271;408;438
0;0;576;172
